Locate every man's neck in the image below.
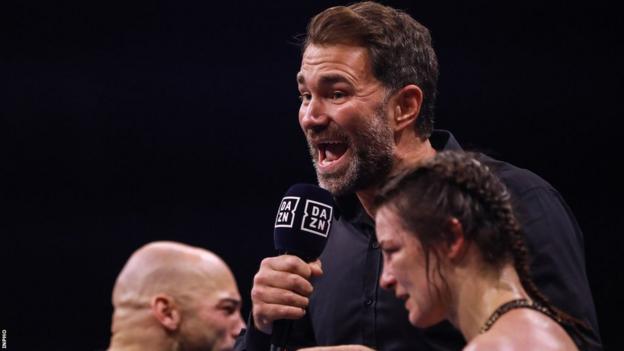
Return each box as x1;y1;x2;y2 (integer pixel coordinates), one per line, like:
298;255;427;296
393;137;437;174
109;320;175;351
356;188;378;218
356;137;437;218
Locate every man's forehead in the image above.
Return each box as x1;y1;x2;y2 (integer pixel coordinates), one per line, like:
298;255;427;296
298;44;373;83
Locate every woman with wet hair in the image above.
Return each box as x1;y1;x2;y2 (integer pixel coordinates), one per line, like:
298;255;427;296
375;151;587;350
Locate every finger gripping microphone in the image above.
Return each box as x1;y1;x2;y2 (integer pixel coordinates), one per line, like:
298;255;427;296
271;183;336;350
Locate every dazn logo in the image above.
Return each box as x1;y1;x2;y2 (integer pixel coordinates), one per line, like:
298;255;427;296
301;200;332;237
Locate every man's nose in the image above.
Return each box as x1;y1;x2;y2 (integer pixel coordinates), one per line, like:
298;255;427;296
231;312;245;337
300;97;330;131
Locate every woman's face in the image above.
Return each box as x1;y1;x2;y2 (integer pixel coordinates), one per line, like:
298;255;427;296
376;205;447;327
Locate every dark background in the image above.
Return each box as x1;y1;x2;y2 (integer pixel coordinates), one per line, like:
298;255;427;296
1;1;621;350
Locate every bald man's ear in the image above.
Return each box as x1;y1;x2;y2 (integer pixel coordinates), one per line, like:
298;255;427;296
151;294;181;331
391;84;423;132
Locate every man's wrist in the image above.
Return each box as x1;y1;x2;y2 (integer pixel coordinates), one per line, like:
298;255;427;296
242;312;272;351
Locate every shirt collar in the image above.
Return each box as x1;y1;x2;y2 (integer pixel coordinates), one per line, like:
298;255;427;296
430;129;463;151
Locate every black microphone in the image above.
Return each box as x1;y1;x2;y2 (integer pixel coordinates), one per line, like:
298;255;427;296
271;183;336;350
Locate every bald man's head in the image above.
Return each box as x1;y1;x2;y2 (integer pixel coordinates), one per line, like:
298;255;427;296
113;241;231;308
109;241;244;351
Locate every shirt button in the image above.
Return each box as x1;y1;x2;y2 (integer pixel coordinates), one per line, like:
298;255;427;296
371;241;379;249
364;299;373;306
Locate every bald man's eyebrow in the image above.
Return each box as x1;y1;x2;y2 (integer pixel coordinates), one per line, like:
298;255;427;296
218;298;241;308
216;297;242;315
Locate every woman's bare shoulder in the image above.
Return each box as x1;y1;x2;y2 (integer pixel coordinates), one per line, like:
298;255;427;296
464;309;578;351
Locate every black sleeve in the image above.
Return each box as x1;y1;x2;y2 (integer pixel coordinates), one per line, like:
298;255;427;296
234;313;272;351
514;186;603;351
234;311;316;351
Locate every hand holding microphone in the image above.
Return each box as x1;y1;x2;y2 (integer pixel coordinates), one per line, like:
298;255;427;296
250;184;335;346
251;255;322;334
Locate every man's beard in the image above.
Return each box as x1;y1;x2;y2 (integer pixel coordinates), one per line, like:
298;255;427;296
306;104;394;196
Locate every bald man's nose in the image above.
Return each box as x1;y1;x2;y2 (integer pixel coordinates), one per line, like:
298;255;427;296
231;312;245;337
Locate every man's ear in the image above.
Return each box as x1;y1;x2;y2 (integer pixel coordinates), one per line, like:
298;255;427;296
391;84;423;132
151;294;181;331
446;218;466;261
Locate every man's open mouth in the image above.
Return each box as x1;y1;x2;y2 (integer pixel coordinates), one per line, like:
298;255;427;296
317;141;349;169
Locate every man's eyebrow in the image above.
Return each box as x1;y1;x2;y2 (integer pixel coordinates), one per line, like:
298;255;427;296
296;73;352;86
218;297;242;307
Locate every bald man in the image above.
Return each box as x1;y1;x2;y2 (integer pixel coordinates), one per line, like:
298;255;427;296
108;241;245;351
